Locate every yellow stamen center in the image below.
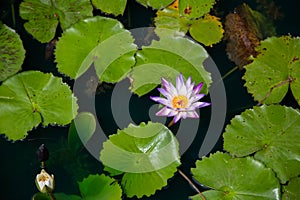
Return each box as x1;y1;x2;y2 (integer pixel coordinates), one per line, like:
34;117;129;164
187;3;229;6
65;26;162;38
172;95;188;109
38;174;49;182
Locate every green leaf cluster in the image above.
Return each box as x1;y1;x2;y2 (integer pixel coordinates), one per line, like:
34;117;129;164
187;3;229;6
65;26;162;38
19;0;93;43
55;16;211;96
155;0;224;46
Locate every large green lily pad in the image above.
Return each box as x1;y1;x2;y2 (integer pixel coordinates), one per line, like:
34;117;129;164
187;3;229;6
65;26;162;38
191;152;280;200
224;105;300;183
243;36;300;105
55;16;137;81
0;71;78;141
100;122;181;198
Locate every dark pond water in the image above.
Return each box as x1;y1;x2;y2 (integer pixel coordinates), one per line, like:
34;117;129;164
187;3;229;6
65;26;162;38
0;0;299;199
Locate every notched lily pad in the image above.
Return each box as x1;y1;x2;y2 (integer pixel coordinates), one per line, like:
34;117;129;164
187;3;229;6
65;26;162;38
282;177;300;200
0;22;25;81
243;36;300;105
78;174;122;200
55;16;137;81
91;0;127;16
191;152;280;200
131;32;211;96
223;105;300;183
100;122;181;198
179;0;216;19
19;0;93;43
0;71;78;141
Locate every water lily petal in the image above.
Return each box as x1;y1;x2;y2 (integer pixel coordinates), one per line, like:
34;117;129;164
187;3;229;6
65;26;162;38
185;111;199;118
156;107;177;116
157;88;172;99
192;102;211;108
173;112;183;123
150;96;171;107
193;82;203;94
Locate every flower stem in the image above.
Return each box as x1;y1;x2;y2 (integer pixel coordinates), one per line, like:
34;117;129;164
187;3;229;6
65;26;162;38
168;121;206;199
177;169;206;200
221;66;239;80
48;192;56;200
11;3;16;28
167;119;175;127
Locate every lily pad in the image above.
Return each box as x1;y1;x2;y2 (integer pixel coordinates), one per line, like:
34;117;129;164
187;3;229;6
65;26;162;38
68;112;96;154
189;14;224;47
136;0;174;9
0;71;78;141
100;122;181;198
154;7;190;37
91;0;127;16
19;0;93;43
154;5;224;47
78;174;122;200
0;23;25;81
243;36;300;105
55;16;137;81
179;0;216;19
223;105;300;183
282;177;300;200
190;152;280;200
131;32;211;96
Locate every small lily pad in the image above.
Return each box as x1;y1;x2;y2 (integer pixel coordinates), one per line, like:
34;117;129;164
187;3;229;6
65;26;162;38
78;174;122;200
282;177;300;200
91;0;127;16
19;0;93;43
179;0;216;19
189;14;224;46
0;23;25;81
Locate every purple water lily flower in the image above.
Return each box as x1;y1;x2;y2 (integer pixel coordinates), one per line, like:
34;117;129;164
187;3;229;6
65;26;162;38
150;74;211;124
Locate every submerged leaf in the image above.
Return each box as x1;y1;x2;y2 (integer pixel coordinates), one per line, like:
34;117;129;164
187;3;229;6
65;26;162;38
131;31;211;96
191;152;280;200
91;0;127;16
100;122;181;198
55;16;137;81
0;71;78;141
223;105;300;183
0;23;25;81
243;36;300;105
19;0;93;43
68;112;96;154
78;174;122;200
224;3;275;69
